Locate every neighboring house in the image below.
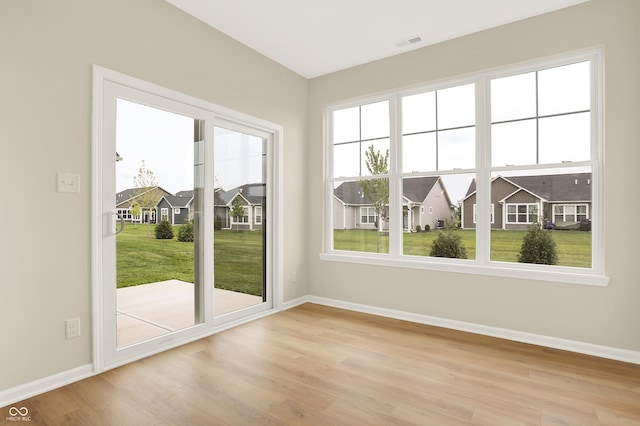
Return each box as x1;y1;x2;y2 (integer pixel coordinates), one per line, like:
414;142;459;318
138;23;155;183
215;183;265;231
116;186;173;224
156;194;194;225
461;173;592;230
333;177;455;231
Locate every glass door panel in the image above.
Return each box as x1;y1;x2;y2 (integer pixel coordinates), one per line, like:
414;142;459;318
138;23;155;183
213;126;266;316
115;99;200;347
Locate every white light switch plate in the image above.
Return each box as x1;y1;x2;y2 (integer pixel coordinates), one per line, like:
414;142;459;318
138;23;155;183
57;172;80;193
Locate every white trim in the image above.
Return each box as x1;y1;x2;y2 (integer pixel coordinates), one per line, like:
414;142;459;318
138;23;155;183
0;364;94;408
92;65;284;372
307;296;640;365
320;252;609;287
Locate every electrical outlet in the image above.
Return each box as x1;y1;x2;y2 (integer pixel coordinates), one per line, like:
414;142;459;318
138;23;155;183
65;318;81;339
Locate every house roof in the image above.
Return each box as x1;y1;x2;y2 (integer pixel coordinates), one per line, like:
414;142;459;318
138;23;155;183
334;177;450;206
116;186;173;207
403;177;441;204
160;195;193;208
464;173;592;202
333;181;370;205
217;183;265;206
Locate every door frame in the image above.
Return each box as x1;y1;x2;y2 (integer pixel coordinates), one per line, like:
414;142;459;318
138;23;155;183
91;65;284;373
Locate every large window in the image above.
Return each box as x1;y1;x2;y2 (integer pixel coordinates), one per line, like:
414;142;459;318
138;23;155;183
324;51;605;285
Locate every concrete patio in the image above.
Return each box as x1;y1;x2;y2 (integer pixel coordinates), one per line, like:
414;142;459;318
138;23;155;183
116;279;262;347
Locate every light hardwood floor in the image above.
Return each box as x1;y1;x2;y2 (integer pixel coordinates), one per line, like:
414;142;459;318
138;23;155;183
4;303;640;425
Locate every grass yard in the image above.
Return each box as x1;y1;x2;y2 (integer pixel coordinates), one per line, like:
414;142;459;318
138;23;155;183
335;229;591;268
116;224;264;296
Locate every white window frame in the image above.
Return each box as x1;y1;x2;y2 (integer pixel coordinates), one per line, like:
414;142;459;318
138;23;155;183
360;206;377;224
473;204;495;224
554;204;589;222
321;50;607;287
174;208;181;215
506;203;539;224
255;206;262;225
160;207;169;222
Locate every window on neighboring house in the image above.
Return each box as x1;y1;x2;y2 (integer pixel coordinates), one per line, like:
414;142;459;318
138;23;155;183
554;204;588;223
360;207;377;224
235;206;249;223
506;204;539;224
255;206;262;224
324;50;604;284
473;204;495;224
174;208;181;215
160;208;169;222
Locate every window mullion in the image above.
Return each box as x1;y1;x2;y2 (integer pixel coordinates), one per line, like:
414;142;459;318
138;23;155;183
388;95;401;257
476;77;491;265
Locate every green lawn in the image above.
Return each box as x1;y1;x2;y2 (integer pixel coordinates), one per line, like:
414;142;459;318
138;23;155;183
334;229;591;268
116;225;264;296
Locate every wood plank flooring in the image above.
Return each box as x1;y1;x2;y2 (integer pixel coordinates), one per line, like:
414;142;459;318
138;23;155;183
3;303;640;425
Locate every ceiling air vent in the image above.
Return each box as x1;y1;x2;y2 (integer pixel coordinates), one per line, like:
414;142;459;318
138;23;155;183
395;35;424;48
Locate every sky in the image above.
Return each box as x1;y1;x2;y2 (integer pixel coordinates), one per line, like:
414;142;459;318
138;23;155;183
116;100;265;194
116;99;194;194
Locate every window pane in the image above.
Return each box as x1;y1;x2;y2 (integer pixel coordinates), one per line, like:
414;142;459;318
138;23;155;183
333;142;360;177
437;84;475;129
333;179;389;254
538;112;590;164
438;127;475;170
402;133;436;173
491;72;536;122
490;168;592;268
402;92;436;134
333;107;359;143
491;120;537;166
361;101;390;140
538;61;590;116
403;175;473;259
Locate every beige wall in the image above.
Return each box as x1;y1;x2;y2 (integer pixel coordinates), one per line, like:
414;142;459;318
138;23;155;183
308;0;640;351
0;0;308;391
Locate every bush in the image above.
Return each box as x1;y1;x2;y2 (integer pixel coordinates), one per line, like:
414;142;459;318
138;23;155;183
430;229;467;259
214;215;222;231
155;220;174;240
177;220;194;242
415;225;422;233
424;224;430;232
518;224;558;265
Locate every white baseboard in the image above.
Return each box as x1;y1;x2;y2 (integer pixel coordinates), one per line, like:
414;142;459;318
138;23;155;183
306;295;640;365
0;364;94;408
280;295;310;311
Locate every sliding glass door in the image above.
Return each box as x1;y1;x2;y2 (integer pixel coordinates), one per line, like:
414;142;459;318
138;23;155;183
94;67;278;369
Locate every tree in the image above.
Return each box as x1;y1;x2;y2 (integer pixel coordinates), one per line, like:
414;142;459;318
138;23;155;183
518;224;559;265
359;145;389;252
133;160;162;238
130;200;141;228
230;196;246;232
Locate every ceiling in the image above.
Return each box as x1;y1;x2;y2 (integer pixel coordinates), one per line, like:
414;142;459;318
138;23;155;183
166;0;589;79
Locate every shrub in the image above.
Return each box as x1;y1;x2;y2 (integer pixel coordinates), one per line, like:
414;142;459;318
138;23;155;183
424;224;430;232
214;215;222;231
155;220;174;240
430;229;467;259
415;225;422;233
518;224;558;265
177;220;194;242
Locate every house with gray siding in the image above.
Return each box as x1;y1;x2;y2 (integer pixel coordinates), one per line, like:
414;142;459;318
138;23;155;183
461;173;592;230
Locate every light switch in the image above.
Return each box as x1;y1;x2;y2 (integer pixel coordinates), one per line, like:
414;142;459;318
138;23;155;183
57;172;80;193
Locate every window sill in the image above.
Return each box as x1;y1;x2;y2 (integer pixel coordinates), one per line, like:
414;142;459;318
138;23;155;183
319;252;609;287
